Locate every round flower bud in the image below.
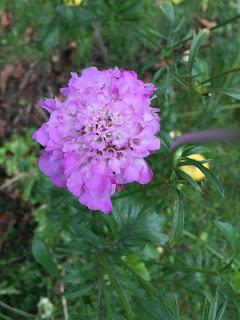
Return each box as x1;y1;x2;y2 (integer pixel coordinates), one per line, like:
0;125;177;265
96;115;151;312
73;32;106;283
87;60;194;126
179;154;209;182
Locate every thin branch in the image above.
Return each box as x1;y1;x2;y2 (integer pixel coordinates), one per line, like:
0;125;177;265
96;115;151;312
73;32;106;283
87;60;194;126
200;67;240;85
0;173;27;191
60;283;69;320
93;21;109;64
0;301;35;319
165;14;240;56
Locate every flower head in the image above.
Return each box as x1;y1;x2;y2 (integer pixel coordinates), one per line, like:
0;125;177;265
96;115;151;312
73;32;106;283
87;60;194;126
33;67;160;213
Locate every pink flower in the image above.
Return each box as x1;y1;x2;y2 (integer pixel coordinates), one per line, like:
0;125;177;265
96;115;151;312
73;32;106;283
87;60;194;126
33;67;160;213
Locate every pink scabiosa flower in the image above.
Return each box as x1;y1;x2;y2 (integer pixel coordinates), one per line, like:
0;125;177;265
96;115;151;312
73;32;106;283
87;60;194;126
33;67;160;213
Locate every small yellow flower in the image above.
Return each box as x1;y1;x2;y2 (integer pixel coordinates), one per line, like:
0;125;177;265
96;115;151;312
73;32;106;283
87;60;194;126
64;0;82;7
179;154;209;182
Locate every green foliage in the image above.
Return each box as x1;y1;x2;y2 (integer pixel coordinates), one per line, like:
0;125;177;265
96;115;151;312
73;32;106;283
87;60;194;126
170;191;184;245
178;157;224;197
32;239;60;277
1;0;240;319
189;29;209;75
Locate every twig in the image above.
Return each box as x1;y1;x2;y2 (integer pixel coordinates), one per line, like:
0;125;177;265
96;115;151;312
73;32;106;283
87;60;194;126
165;13;240;57
0;173;27;191
60;283;69;320
0;301;35;319
93;21;109;64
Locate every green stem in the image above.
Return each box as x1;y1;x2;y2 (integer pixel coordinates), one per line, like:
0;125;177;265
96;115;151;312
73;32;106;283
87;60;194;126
0;301;35;319
176;265;219;275
0;312;13;320
183;230;225;260
165;14;240;56
200;67;240;85
211;43;240;109
211;14;240;31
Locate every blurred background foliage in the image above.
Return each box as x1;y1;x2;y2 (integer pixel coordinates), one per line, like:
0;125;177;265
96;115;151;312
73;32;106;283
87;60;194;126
0;0;240;319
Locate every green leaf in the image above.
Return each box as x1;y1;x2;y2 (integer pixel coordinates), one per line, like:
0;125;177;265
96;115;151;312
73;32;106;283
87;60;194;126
43;27;60;51
112;198;169;246
32;238;59;277
153;68;166;83
182;145;210;156
214;220;237;254
189;29;209;74
173;296;180;320
170;192;184;244
123;253;150;281
208;292;219;320
97;254;134;318
65;284;94;299
231;271;240;294
217;301;227;320
103;282;113;320
160;131;173;150
213;88;240;100
160;1;175;24
192;58;209;83
201;299;208;320
180;158;224;197
135;297;175;320
176;169;202;192
218;103;240;111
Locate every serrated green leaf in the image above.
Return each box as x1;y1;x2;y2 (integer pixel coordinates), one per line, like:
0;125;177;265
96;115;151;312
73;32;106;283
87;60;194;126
112;198;169;246
189;29;209;74
32;238;59;277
